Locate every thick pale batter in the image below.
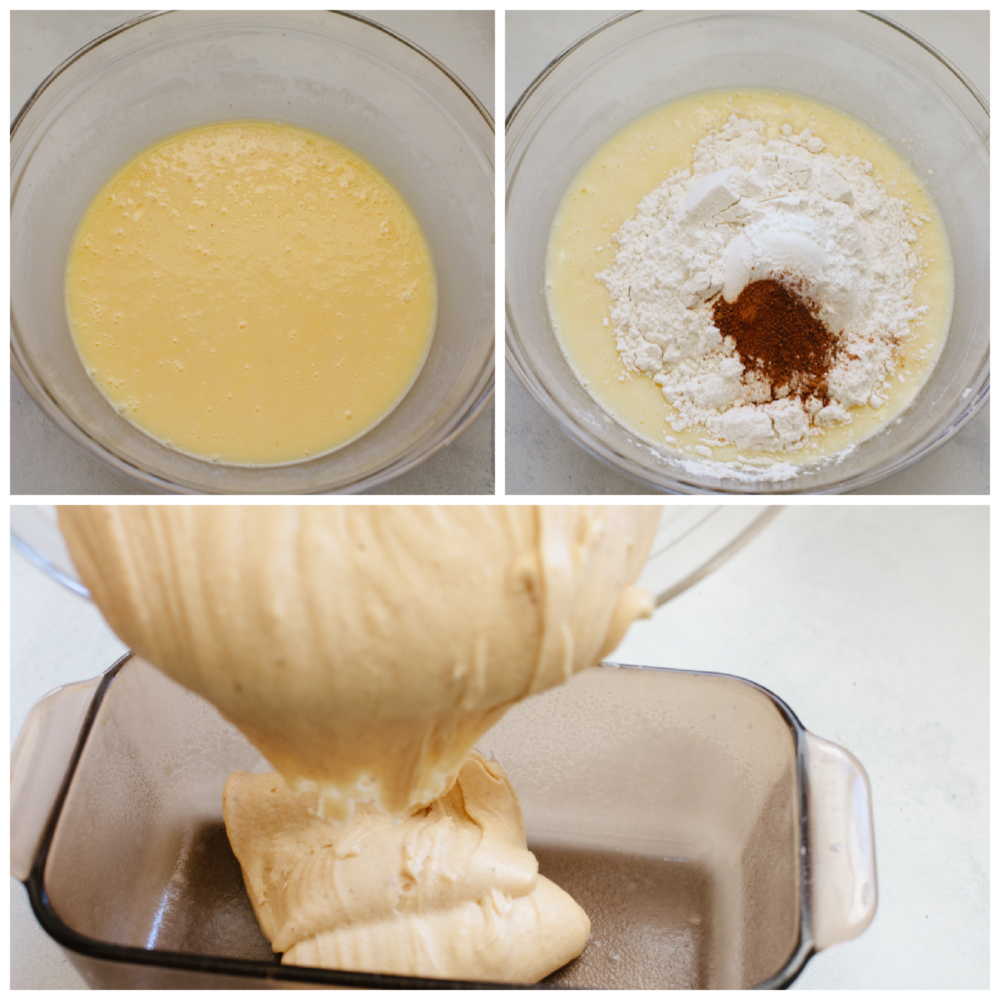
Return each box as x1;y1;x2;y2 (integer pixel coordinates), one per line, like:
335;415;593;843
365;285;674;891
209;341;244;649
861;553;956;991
224;752;591;982
58;505;660;982
547;90;953;470
66;122;436;465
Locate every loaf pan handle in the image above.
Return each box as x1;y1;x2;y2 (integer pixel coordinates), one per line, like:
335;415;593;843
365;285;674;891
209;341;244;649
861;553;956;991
10;677;101;881
804;732;878;951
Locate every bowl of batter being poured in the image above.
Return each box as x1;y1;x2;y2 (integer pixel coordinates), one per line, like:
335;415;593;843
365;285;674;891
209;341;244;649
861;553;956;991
13;505;876;988
506;11;988;494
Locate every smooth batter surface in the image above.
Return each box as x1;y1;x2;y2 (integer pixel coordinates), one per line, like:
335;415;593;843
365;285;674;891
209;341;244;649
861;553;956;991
547;90;953;467
66;122;436;465
224;752;591;982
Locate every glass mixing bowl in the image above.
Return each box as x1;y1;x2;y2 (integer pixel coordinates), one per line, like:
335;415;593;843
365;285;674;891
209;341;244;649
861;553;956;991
11;504;781;609
506;11;989;494
12;11;494;494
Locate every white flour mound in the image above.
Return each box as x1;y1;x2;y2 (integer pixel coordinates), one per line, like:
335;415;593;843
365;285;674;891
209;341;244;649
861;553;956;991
599;114;928;453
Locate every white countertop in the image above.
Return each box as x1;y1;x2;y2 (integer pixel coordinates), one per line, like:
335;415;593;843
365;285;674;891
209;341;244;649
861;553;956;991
505;11;989;495
10;505;988;988
10;11;495;496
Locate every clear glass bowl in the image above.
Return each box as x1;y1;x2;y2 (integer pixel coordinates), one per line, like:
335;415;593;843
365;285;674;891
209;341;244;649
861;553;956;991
11;504;780;609
505;11;989;494
12;11;494;494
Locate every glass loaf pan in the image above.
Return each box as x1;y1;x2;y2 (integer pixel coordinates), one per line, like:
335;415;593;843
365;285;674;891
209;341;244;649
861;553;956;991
11;654;876;988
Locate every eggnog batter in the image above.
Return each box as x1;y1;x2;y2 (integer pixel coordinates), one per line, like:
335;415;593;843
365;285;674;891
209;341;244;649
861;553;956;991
547;90;953;470
58;505;660;982
224;753;591;982
66;122;436;465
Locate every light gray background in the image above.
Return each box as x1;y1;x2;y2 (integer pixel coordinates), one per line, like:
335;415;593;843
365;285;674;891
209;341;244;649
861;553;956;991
10;506;989;988
11;10;495;495
505;11;989;495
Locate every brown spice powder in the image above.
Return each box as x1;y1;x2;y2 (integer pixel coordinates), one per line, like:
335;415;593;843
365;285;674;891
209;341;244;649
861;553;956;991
712;278;839;401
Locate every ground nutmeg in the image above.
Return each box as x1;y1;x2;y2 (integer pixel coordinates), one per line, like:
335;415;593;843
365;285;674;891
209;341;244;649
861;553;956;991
712;278;840;401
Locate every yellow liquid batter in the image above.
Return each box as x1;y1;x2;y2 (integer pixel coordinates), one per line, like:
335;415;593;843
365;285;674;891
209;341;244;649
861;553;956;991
66;122;436;465
546;90;953;467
